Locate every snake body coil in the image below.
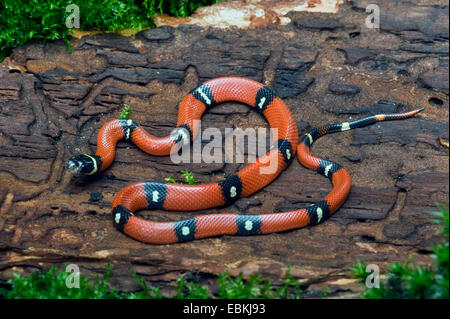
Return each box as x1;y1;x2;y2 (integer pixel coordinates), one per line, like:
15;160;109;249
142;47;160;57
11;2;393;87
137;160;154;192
67;77;423;244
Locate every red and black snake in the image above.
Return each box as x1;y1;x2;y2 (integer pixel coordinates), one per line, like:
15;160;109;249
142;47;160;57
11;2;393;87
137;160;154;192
67;77;423;244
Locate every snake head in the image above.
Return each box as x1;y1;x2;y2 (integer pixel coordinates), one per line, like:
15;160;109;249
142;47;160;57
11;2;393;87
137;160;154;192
66;154;101;175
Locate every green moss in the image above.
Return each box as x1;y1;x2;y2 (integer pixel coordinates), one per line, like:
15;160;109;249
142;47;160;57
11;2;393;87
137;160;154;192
0;0;221;61
0;264;303;299
0;262;125;299
351;204;449;299
216;266;302;299
175;275;212;299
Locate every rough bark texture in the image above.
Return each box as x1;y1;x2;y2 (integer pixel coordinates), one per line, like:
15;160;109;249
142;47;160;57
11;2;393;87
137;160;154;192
0;1;448;298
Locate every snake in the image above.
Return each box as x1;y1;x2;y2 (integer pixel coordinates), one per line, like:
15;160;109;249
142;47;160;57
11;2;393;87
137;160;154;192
67;77;423;244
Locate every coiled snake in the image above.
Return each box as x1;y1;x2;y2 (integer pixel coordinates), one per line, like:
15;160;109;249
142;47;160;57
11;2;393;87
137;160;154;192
67;77;423;244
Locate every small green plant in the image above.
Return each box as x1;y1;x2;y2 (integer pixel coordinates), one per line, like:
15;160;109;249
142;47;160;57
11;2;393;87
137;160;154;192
349;260;368;282
119;104;131;119
320;286;330;298
351;204;449;299
128;270;162;299
181;169;196;185
165;169;196;185
175;275;212;299
164;176;178;184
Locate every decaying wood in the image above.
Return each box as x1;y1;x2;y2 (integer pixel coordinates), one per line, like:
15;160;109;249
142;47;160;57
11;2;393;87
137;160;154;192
0;0;448;297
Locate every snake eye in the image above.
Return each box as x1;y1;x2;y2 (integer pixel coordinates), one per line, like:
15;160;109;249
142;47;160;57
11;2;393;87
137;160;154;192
66;154;99;175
